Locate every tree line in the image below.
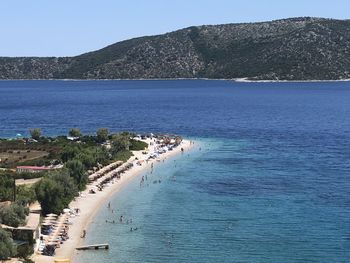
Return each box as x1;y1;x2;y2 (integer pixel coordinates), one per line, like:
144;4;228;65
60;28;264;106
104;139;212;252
0;128;148;260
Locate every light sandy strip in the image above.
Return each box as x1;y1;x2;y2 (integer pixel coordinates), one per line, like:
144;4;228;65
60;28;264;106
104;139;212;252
32;139;194;263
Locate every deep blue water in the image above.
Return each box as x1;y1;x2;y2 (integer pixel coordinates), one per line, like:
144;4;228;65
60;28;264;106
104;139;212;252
1;80;350;262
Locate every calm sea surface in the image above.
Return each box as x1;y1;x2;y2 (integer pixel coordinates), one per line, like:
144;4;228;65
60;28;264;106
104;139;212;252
1;80;350;262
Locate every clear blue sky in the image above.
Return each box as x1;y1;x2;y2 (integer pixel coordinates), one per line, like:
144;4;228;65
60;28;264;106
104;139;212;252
1;0;349;57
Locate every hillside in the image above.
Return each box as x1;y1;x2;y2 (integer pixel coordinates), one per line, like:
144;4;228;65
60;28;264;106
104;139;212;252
1;17;350;80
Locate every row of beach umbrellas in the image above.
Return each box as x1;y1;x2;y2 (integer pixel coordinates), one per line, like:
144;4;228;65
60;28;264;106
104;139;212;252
42;213;69;245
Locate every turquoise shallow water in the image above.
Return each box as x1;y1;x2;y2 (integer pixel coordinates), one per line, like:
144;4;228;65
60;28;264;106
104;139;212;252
1;80;350;262
74;140;210;263
76;137;350;263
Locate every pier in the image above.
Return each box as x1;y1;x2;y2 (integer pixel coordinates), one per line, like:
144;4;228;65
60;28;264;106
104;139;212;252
76;243;109;250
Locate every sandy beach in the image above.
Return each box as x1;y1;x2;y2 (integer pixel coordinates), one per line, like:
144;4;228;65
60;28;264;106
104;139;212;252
32;139;193;263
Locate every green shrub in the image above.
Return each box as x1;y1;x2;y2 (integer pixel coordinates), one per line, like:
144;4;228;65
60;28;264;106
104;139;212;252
129;139;148;151
0;227;16;260
0;203;29;227
35;171;78;215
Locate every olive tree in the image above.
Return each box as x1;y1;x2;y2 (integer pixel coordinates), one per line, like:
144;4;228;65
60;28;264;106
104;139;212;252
111;133;130;155
96;128;109;143
29;128;41;140
0;227;16;260
35;171;78;215
69;128;82;137
65;159;87;191
0;203;29;228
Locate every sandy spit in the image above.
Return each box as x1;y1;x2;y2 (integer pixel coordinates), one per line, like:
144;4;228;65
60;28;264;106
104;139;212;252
32;139;193;263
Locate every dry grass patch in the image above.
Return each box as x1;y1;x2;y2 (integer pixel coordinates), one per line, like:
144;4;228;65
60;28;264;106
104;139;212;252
0;150;48;166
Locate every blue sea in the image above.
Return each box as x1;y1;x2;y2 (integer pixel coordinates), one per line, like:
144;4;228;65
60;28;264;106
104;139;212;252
1;80;350;262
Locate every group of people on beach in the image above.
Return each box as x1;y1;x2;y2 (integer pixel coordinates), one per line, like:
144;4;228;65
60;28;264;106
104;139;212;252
90;138;189;240
34;136;190;261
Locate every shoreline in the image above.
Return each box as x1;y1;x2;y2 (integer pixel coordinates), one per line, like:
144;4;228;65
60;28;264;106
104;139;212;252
233;77;350;83
32;139;193;263
1;78;350;83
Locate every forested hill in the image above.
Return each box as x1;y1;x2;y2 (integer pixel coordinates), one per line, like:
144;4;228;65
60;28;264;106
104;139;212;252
1;17;350;80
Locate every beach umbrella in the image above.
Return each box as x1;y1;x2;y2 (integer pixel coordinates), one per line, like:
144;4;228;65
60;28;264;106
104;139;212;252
53;223;66;228
43;218;56;222
51;224;61;228
46;213;58;217
44;215;56;219
57;218;67;224
42;221;56;226
56;217;68;226
47;241;59;246
52;223;63;230
42;221;55;225
42;222;53;226
58;214;68;220
44;215;57;220
49;229;61;237
44;216;56;220
48;236;60;241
